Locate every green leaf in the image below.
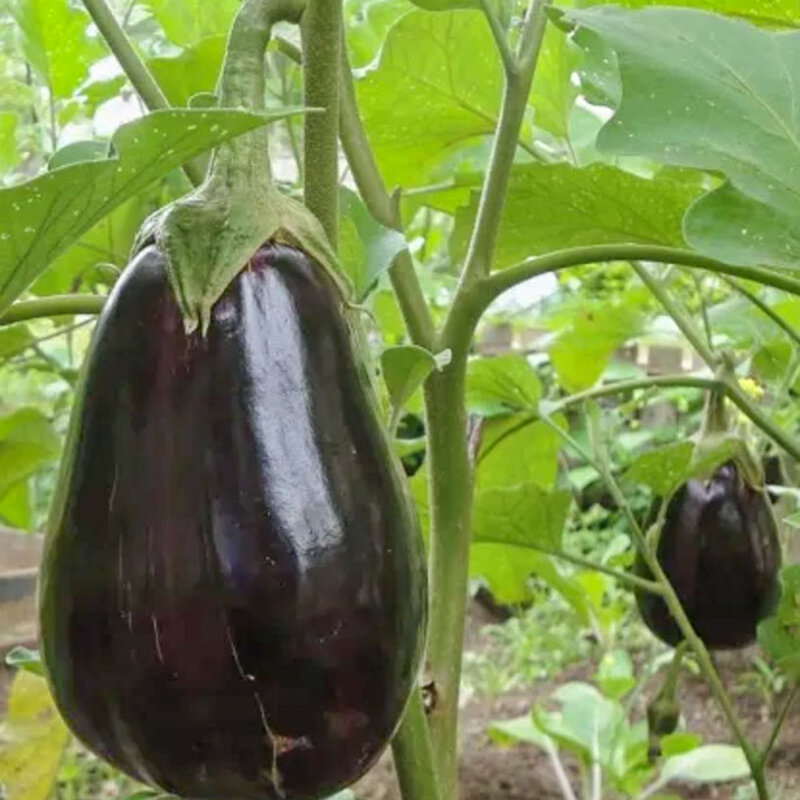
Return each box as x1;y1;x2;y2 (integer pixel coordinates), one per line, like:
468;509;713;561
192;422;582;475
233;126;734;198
757;564;800;678
624;441;693;495
469;542;542;604
529;22;579;140
381;345;441;417
660;744;750;783
561;6;800;271
0;112;18;175
0;481;33;530
451;164;701;270
357;10;502;188
472;484;571;551
596;0;800;28
5;647;44;677
149;37;227;108
0;108;301;315
476;414;564;491
0;409;60;499
595;649;636;700
0;672;69;800
8;0;100;98
659;732;703;758
548;294;644;392
488;715;552;749
142;0;239;45
339;187;406;301
466;355;541;416
0;324;33;360
407;0;479;10
345;0;410;69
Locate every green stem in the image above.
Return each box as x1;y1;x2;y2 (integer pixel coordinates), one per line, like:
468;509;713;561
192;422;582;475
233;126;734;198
81;0;203;187
517;540;664;595
632;262;719;367
456;0;551;285
338;37;435;348
480;0;515;74
424;6;552;797
423;358;472;800
632;263;800;461
723;276;800;348
760;681;799;768
392;689;442;800
477;245;800;313
301;0;342;245
0;295;105;326
477;374;718;466
582;409;765;797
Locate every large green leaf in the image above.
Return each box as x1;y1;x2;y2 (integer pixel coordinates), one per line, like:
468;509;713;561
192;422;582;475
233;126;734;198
0;408;60;498
357;10;502;188
758;564;800;678
472;483;571;550
141;0;239;45
0;108;303;315
0;672;69;800
8;0;100;98
149;37;227;107
346;0;411;68
602;0;800;28
560;6;800;271
451;164;701;270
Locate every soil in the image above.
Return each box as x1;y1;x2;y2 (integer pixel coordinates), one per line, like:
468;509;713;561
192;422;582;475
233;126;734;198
352;603;800;800
2;601;798;800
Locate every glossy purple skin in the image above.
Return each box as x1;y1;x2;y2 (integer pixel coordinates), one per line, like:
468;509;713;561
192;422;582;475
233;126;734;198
635;462;780;650
39;244;427;799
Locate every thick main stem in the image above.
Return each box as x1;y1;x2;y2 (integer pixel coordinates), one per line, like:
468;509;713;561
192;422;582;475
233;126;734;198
301;0;342;245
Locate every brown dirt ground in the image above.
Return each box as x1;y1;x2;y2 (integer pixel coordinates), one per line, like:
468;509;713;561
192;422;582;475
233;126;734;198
2;603;798;800
352;603;800;800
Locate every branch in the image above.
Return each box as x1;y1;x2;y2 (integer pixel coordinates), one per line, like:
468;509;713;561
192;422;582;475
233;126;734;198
456;0;551;286
480;0;515;75
477;374;719;466
0;295;105;327
81;0;204;186
761;681;799;768
723;275;800;348
338;36;435;348
478;245;800;314
301;0;342;245
633;262;719;367
391;688;443;800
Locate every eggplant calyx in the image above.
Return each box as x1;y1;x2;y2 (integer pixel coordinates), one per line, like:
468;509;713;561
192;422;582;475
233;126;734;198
149;0;350;334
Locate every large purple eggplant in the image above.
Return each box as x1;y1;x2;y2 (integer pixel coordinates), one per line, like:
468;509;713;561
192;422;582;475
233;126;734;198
635;462;780;650
39;243;427;799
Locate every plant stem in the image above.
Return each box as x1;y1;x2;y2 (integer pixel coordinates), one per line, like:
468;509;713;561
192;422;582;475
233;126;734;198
81;0;203;186
301;0;342;245
477;374;718;465
392;688;442;800
338;40;435;348
477;245;800;312
0;295;105;326
632;262;719;367
514;540;664;595
456;0;551;285
583;409;766;798
761;681;799;768
633;264;800;461
480;0;515;75
723;276;800;348
423;5;552;796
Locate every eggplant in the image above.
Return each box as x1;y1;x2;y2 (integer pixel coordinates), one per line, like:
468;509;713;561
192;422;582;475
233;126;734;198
635;462;780;650
39;243;427;799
